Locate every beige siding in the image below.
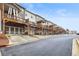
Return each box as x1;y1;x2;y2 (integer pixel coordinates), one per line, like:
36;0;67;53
25;11;36;23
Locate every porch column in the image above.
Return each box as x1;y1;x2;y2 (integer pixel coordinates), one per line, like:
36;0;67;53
2;4;5;33
18;27;20;34
14;27;16;34
28;22;30;35
52;26;54;35
9;26;11;34
42;25;44;35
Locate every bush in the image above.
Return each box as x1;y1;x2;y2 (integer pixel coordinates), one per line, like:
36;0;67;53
0;33;9;47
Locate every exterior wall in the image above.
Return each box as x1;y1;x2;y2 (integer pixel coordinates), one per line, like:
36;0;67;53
25;10;36;23
35;15;45;35
35;15;45;22
25;10;36;35
18;8;25;23
3;3;26;35
47;22;53;35
4;4;25;23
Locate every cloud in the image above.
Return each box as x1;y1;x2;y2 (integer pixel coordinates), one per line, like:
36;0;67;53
20;3;35;10
25;3;34;10
56;9;68;17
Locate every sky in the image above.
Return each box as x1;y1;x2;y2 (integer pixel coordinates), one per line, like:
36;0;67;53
20;3;79;32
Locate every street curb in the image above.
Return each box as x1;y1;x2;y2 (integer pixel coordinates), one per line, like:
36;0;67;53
0;50;2;56
72;38;79;56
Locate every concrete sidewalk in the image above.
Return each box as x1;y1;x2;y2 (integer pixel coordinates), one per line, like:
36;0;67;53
7;34;78;46
7;35;51;46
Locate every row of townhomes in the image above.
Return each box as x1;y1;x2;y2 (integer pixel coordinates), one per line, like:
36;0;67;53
0;3;66;35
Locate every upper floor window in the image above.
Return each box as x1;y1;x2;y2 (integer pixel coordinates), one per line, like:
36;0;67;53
31;16;33;18
25;14;27;16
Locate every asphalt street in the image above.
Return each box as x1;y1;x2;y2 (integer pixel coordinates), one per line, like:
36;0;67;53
0;35;79;56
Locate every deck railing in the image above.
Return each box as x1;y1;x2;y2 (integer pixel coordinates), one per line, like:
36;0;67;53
4;13;26;23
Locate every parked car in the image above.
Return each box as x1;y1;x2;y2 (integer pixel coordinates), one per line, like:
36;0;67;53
0;31;9;47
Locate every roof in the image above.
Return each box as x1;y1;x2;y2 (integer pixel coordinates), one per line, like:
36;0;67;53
15;3;26;10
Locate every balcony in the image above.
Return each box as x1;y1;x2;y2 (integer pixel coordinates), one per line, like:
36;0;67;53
4;13;26;24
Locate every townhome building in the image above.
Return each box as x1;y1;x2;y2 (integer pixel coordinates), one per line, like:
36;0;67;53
25;10;37;35
53;26;66;34
35;15;47;35
0;3;27;35
47;21;56;35
0;3;66;35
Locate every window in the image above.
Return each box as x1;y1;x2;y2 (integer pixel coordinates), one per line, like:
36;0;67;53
15;27;18;34
22;28;24;34
20;28;22;34
11;27;14;34
5;26;9;34
31;16;33;18
25;14;27;16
